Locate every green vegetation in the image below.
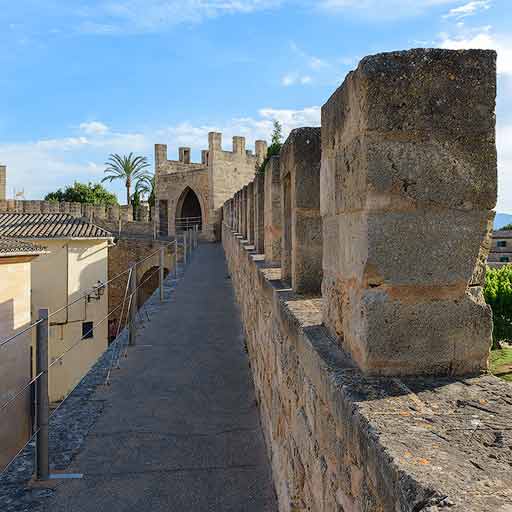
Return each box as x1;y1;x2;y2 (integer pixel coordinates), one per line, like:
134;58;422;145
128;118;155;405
489;347;512;382
257;120;283;175
484;265;512;348
102;153;150;206
484;265;512;382
45;182;118;206
500;223;512;230
135;174;155;208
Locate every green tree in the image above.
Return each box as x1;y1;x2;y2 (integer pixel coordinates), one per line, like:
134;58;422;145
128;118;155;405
484;265;512;348
45;182;118;206
271;120;283;147
500;223;512;230
102;153;150;206
131;190;141;221
135;174;155;208
257;120;284;175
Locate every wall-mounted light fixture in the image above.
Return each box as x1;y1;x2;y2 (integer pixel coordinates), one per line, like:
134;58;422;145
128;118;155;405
87;281;106;302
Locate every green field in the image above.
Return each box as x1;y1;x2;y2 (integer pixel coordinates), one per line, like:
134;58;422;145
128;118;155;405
490;348;512;382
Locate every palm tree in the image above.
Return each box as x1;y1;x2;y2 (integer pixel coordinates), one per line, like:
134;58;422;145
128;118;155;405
102;153;150;205
135;174;155;207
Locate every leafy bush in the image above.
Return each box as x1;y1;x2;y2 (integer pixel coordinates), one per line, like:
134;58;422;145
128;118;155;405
45;182;118;206
484;265;512;347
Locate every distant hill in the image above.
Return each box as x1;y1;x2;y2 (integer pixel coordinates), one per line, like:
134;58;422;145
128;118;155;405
494;213;512;230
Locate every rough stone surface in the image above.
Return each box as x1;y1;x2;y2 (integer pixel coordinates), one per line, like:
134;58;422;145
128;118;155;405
0;165;6;201
321;48;496;376
264;156;282;264
254;172;265;254
108;239;176;333
280;127;323;295
247;181;255;244
223;224;512;512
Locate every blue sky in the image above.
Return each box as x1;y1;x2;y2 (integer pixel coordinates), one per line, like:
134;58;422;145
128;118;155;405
0;0;511;210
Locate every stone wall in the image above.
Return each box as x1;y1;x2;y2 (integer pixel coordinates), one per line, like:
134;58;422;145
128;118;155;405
0;165;5;201
222;49;511;511
223;227;512;511
0;199;151;226
108;239;176;334
154;134;267;242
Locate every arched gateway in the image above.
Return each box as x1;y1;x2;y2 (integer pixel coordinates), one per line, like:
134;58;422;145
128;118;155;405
175;186;203;233
154;135;267;241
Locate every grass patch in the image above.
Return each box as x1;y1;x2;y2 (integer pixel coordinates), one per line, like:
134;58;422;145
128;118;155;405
490;347;512;382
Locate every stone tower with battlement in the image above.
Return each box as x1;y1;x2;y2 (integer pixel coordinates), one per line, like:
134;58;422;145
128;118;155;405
154;133;267;241
0;165;6;201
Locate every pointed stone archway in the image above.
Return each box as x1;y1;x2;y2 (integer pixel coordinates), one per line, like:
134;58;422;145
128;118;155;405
175;186;204;233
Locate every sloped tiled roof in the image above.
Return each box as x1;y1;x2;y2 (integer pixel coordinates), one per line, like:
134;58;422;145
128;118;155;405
0;238;46;257
0;213;113;240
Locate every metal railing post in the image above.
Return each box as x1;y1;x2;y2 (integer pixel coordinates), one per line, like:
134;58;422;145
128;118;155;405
184;231;188;265
174;240;178;279
36;308;49;481
129;264;137;346
159;247;165;302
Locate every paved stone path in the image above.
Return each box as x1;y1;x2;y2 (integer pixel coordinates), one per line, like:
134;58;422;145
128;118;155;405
43;243;277;512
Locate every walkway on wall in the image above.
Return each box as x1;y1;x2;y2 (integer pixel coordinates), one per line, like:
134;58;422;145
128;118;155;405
42;243;277;512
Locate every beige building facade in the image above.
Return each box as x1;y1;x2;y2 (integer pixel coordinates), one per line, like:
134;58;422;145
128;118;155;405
488;230;512;267
0;213;113;402
0;239;45;470
155;132;267;241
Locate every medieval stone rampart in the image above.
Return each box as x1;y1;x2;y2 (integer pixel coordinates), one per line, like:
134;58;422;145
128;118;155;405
0;165;6;201
222;49;511;511
154;133;267;242
0;199;154;237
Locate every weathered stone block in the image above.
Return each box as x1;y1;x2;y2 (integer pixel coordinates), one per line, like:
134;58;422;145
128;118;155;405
280;127;322;295
241;185;248;239
247;181;255;244
264;157;282;263
321;48;497;376
254;172;265;254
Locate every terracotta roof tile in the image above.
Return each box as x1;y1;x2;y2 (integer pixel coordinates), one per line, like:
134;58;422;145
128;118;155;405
0;238;46;257
0;213;113;240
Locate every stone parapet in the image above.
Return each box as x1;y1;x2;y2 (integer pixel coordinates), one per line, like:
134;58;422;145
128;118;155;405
264;156;282;264
321;48;496;376
223;224;512;512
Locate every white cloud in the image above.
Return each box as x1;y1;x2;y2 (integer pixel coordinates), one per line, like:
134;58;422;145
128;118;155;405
0;106;320;199
281;72;313;86
443;0;491;19
438;28;512;75
79;121;110;135
78;0;283;34
319;0;457;17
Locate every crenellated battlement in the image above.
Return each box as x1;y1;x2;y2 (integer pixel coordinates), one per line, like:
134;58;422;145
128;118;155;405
0;165;6;201
221;49;511;512
155;132;267;177
0;198;151;225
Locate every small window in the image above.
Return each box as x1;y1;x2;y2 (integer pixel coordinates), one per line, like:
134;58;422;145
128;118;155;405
82;321;94;339
497;240;507;248
500;256;510;263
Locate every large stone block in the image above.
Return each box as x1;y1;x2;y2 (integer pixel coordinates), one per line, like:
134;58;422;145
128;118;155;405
280;127;322;295
247;181;255;244
321;48;497;376
241;186;248;239
254;172;265;254
264;156;282;264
